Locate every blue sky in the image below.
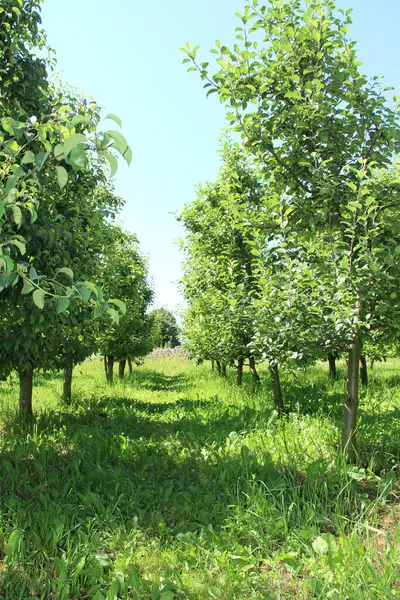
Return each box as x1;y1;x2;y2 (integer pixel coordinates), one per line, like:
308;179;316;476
41;0;400;313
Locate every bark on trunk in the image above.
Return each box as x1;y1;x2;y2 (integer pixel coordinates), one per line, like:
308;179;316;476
269;363;285;414
360;355;368;388
63;362;73;405
103;355;108;380
221;363;227;378
216;360;221;375
328;354;337;379
342;338;362;460
236;357;244;386
106;356;114;384
119;359;126;380
19;367;33;419
249;357;260;387
128;358;133;375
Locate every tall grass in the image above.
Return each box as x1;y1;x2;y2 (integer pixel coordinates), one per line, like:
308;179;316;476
0;356;399;599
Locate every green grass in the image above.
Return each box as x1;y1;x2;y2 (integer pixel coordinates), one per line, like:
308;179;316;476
0;356;399;599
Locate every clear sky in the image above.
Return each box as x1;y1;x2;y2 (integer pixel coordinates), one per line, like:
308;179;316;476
41;0;400;314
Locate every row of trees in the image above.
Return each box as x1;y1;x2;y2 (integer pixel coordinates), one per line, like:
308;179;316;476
0;0;163;416
180;0;400;459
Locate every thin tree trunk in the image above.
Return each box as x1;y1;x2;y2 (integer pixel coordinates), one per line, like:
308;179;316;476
236;357;244;386
370;358;375;370
119;359;126;380
360;355;368;388
249;357;260;387
342;338;362;460
221;363;227;378
128;358;133;375
63;362;73;405
269;363;285;414
216;360;221;375
328;353;337;379
106;356;114;384
19;367;33;419
104;355;108;380
211;359;214;371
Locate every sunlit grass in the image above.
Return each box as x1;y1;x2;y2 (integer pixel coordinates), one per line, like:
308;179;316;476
0;355;399;599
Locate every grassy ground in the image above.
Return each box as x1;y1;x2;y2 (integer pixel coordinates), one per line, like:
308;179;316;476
0;355;399;599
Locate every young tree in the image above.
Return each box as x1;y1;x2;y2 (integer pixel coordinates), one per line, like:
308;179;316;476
183;0;400;458
150;308;181;348
99;227;154;383
1;0;131;307
0;169;123;415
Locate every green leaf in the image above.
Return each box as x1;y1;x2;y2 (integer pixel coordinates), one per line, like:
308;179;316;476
106;130;129;155
21;280;34;295
94;302;104;318
56;166;68;189
71;114;89;127
312;536;329;555
57;267;74;281
56;296;70;314
32;288;45;309
35;151;48;170
76;284;91;303
105;114;122;128
107;579;120;600
11;238;26;255
63;133;86;156
5;174;19;192
68;144;86;169
11;205;22;227
5;530;23;561
347;467;366;481
109;298;126;315
123;145;132;166
106;307;120;323
21;150;35;165
1;117;17;135
29;266;39;280
54;143;65;160
160;592;175;600
102;151;118;177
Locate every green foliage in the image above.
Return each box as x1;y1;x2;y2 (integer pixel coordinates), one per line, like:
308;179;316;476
0;355;399;598
181;0;400;450
150;307;181;348
99;227;155;365
0;0;132;307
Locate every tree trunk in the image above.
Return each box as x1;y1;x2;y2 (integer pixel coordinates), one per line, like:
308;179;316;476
370;358;375;370
211;359;214;371
360;355;368;388
119;359;126;380
106;356;114;384
19;367;33;419
269;363;285;414
328;353;337;379
236;357;244;386
342;337;361;460
128;358;133;375
216;360;221;375
104;355;108;380
249;357;260;387
221;363;227;378
63;362;73;405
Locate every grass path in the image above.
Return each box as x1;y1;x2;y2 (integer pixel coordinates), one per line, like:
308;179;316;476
0;356;399;599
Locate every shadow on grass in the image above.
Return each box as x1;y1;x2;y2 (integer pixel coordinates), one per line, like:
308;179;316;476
127;369;188;392
2;365;400;597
